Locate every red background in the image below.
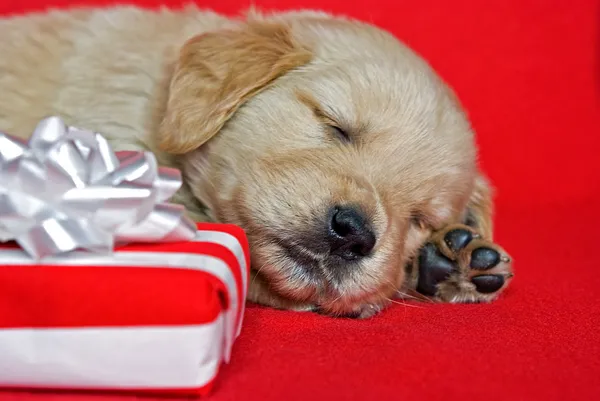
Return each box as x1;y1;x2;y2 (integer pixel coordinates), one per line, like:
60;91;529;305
1;0;599;400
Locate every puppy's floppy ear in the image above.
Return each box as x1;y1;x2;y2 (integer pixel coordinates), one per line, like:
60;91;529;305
465;173;495;239
159;21;313;154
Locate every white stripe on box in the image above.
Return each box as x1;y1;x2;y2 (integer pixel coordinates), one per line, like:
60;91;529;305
0;321;224;389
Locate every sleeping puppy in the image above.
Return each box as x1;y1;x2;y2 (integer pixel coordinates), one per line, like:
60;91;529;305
0;4;513;318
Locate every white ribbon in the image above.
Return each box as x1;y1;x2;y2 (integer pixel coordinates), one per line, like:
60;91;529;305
0;116;196;260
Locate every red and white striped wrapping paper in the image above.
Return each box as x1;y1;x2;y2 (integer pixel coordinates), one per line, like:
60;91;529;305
0;223;249;396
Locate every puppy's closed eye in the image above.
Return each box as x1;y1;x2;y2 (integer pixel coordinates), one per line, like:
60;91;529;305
314;109;352;144
326;123;351;143
296;89;352;144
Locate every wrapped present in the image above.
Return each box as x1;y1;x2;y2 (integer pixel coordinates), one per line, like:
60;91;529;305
0;117;250;396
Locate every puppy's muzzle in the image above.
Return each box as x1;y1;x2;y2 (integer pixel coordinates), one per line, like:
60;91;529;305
327;205;376;261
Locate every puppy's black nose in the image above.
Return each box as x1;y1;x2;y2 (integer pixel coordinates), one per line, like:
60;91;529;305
328;206;376;260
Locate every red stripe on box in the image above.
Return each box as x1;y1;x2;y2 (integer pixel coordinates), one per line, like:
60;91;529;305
0;265;226;328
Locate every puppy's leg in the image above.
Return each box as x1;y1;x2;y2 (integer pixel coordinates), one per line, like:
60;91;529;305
407;175;514;303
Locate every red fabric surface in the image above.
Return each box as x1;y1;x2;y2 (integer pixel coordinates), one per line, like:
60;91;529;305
1;1;599;401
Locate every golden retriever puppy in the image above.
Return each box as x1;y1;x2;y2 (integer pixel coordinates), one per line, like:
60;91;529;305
0;4;513;318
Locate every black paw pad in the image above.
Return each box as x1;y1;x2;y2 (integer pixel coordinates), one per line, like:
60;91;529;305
417;243;456;296
444;228;473;252
470;247;501;270
471;274;505;293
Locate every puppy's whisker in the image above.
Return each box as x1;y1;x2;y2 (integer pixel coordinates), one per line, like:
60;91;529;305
384;297;424;309
396;290;435;304
250;262;269;289
323;293;344;308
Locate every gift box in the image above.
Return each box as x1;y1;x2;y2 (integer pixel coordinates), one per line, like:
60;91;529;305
0;117;250;396
0;223;249;395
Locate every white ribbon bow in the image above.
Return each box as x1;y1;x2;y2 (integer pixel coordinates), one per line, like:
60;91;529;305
0;116;196;260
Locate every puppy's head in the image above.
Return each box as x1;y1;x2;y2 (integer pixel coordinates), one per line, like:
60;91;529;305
159;11;488;317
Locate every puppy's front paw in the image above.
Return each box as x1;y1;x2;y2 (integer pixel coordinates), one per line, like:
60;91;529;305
414;224;513;303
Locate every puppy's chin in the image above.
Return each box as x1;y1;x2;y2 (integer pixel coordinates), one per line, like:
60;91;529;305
247;234;406;318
